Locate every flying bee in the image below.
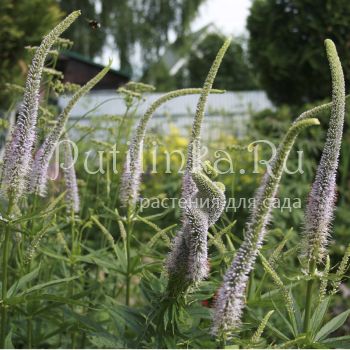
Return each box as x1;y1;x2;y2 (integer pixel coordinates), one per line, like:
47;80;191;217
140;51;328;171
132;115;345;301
86;18;101;30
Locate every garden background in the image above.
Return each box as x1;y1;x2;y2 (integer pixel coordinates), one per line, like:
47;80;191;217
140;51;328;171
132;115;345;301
1;0;350;348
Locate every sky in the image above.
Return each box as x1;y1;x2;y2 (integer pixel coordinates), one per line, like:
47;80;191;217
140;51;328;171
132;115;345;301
99;0;252;71
192;0;252;35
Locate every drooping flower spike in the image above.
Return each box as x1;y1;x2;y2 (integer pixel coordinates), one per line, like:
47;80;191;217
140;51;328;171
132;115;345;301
119;88;224;208
166;39;230;293
182;39;231;202
301;39;345;264
30;61;111;196
167;162;225;292
212;117;320;336
1;10;81;205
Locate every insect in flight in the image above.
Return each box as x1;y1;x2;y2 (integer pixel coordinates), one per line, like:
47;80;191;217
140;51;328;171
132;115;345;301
86;18;101;30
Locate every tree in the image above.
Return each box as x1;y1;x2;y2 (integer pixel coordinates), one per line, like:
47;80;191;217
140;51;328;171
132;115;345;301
58;0;206;75
247;0;350;105
0;0;62;109
57;0;105;59
184;33;258;91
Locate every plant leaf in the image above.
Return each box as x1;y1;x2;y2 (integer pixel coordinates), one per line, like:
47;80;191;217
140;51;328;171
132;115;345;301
315;309;350;341
4;328;14;349
7;265;40;297
310;297;330;338
321;335;350;348
22;276;79;295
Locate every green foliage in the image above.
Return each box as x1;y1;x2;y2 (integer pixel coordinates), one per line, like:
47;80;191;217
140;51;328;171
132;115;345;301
58;0;206;74
57;0;105;59
247;0;350;105
0;0;63;109
184;33;258;91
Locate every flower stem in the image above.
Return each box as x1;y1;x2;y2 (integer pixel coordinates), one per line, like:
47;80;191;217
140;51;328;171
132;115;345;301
125;208;133;306
27;318;33;349
1;227;10;348
69;209;77;349
304;259;316;334
1;199;14;348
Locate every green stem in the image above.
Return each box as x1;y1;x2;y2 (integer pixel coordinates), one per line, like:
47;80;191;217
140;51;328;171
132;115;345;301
0;227;10;348
106;106;131;233
1;199;14;348
70;209;77;349
247;271;255;301
304;260;316;334
125;209;132;306
27;318;32;349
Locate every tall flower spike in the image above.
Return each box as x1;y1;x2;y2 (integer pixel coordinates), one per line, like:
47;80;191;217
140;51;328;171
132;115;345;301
30;61;111;196
183;39;231;202
166;39;230;293
1;11;81;204
119;88;224;208
301;39;345;264
212;117;320;336
61;139;80;213
167;162;225;289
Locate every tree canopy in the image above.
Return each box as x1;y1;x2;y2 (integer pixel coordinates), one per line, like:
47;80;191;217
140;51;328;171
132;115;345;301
58;0;206;75
185;33;258;91
247;0;350;105
0;0;62;109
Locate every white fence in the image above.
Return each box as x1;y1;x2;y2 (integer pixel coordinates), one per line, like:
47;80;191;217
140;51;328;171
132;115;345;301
58;90;273;140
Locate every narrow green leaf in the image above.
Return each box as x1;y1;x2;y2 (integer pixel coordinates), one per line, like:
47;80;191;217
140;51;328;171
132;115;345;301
76;255;126;275
108;304;143;334
310;297;330;338
7;265;40;297
23;275;79;295
88;332;122;349
12;191;66;224
247;308;290;342
315;309;350;341
4;328;14;349
291;294;303;334
271;299;295;337
39;248;70;262
321;335;350;348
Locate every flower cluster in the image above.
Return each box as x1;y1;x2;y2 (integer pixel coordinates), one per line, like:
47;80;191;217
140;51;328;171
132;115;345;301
301;39;345;264
1;11;81;205
211;39;346;336
29;61;111;196
61;139;80;213
166;39;230;293
167;162;226;286
212;117;320;335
